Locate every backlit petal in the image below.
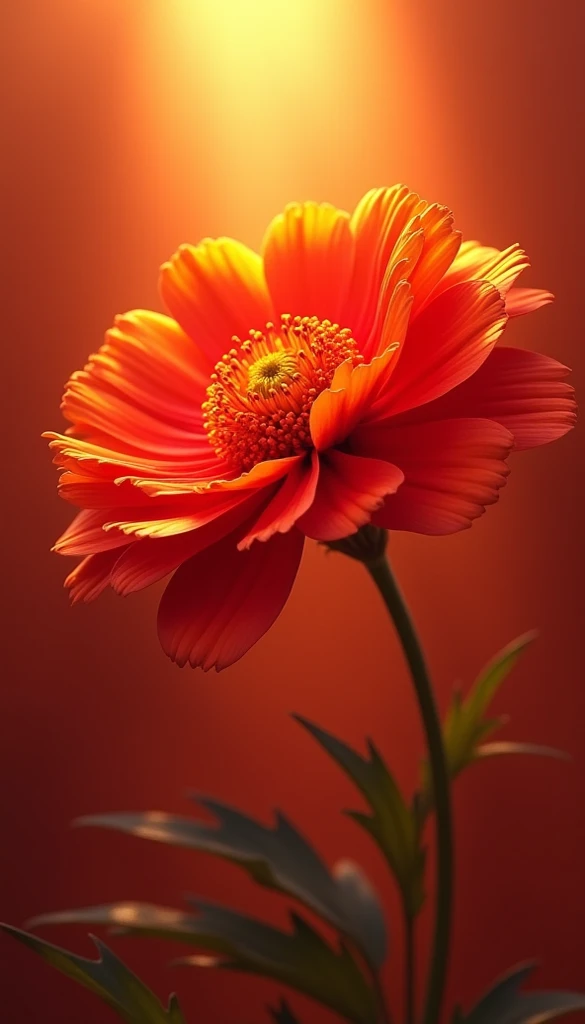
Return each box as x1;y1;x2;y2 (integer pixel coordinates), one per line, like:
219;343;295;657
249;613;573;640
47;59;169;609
157;527;304;671
309;342;401;451
54;510;135;555
387;347;576;451
64;548;132;603
56;473;156;509
405;203;461;319
238;451;320;547
262;202;354;323
505;287;554;317
297;450;404;541
110;492;265;595
354;418;513;535
135;455;303;497
344;186;423;344
370;280;507;420
61;310;211;453
44;433;221;482
103;489;257;539
344;187;460;353
439;239;529;296
160;238;273;364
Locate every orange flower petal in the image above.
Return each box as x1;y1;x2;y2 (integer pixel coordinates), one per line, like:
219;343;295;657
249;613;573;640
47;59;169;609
56;473;164;509
505;287;555;317
53;510;136;555
159;238;273;363
439;239;530;296
61;311;211;453
406;208;461;320
344;187;460;352
103;489;258;539
371;280;507;420
262;202;354;323
109;534;199;596
50;438;223;482
238;450;320;548
354;418;513;535
134;454;304;497
296;450;404;541
65;548;132;604
358;255;416;362
386;347;576;451
157;527;304;671
344;186;422;344
110;492;266;595
50;309;226;512
309;342;401;451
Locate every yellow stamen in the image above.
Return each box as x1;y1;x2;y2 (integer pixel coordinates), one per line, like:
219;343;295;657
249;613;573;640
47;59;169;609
247;351;299;397
202;314;362;472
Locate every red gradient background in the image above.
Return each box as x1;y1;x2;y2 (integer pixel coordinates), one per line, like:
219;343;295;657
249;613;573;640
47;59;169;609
1;1;584;1021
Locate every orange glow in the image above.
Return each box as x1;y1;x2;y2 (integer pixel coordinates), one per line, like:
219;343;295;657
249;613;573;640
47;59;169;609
2;1;584;1022
129;0;445;242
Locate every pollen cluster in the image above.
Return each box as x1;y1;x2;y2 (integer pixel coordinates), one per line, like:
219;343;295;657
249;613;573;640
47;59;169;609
203;314;362;472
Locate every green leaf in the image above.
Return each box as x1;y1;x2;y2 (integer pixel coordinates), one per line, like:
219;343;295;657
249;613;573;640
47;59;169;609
168;996;187;1024
268;998;301;1024
76;797;387;968
331;859;388;967
0;924;185;1023
444;631;537;779
29;901;377;1024
419;632;540;818
476;742;570;763
418;741;569;818
460;962;585;1023
294;715;425;917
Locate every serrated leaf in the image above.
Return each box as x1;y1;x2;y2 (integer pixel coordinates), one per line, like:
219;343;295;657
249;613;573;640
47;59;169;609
268;998;301;1024
461;962;585;1023
29;901;377;1024
76;797;386;968
168;995;187;1024
420;633;539;819
458;964;536;1023
445;632;537;778
0;924;185;1023
294;715;425;917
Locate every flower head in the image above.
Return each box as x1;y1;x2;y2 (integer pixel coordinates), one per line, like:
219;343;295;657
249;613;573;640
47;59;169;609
46;186;576;670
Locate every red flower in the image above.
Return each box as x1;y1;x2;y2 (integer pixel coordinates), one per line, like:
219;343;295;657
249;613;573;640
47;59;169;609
46;187;576;670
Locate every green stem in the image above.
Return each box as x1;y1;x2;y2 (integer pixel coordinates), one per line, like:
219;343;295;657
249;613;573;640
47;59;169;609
347;938;393;1024
366;554;453;1024
372;966;393;1024
404;909;415;1024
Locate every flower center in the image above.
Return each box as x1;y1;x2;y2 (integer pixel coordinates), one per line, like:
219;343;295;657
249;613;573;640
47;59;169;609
246;351;299;397
203;314;362;472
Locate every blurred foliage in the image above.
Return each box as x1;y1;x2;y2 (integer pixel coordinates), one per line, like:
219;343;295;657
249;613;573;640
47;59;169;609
0;925;185;1023
295;714;426;918
27;900;377;1024
453;962;585;1024
418;632;566;820
2;633;580;1023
